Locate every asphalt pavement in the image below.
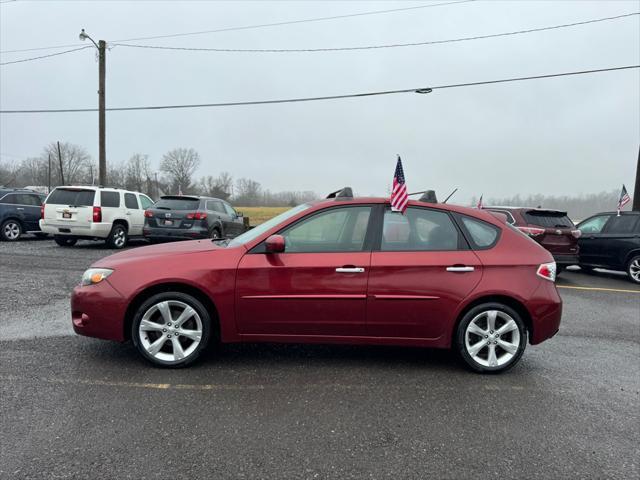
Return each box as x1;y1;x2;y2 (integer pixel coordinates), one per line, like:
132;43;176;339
1;237;638;479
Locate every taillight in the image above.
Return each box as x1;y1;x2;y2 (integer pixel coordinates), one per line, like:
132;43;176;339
144;210;154;218
518;226;545;237
40;204;45;219
571;229;582;239
92;206;102;223
537;262;557;282
186;212;207;220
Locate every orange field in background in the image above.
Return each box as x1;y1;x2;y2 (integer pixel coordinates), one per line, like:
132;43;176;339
236;206;289;226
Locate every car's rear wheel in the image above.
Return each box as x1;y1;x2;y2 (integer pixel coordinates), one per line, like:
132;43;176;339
54;235;77;247
210;228;221;240
626;255;640;284
107;224;128;249
456;303;527;373
1;219;22;241
579;264;594;274
131;292;212;368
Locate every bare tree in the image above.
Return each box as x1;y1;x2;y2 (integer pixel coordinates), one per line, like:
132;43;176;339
42;142;92;186
160;148;200;194
234;178;262;206
125;153;151;193
0;159;19;187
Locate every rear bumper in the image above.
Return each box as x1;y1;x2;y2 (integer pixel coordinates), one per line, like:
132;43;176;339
552;253;579;266
143;226;208;240
71;280;128;341
40;220;112;238
529;280;563;345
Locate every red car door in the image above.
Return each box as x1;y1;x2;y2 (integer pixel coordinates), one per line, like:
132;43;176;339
366;207;482;340
236;205;373;337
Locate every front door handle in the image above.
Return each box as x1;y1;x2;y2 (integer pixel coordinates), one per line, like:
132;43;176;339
446;266;475;273
336;267;365;273
16;207;24;210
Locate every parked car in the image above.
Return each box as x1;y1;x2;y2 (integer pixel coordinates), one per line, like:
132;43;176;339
576;211;640;284
484;207;580;271
40;186;154;249
0;188;47;241
71;187;562;373
143;195;247;242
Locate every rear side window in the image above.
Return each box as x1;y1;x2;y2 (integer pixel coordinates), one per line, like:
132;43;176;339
47;188;95;207
604;215;639;234
124;193;139;209
207;200;226;213
223;203;237;217
523;211;573;228
154;198;199;210
382;208;461;251
0;194;18;204
460;216;500;248
17;194;41;206
100;191;120;208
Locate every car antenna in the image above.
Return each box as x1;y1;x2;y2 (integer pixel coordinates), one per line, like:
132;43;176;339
442;188;458;204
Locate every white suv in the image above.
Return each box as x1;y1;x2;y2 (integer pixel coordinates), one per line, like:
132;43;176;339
40;186;154;248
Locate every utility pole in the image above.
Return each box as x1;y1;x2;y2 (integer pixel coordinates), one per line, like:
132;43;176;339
47;154;51;193
154;172;159;199
57;141;65;185
633;146;640;211
79;29;106;186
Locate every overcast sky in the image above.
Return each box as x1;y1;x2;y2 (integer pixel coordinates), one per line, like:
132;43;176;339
1;0;638;203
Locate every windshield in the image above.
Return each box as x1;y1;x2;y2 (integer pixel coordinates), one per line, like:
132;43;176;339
227;203;312;247
524;211;574;228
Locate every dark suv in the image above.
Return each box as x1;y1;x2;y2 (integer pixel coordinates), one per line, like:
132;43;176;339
577;211;640;284
143;195;248;242
0;188;47;241
486;207;580;271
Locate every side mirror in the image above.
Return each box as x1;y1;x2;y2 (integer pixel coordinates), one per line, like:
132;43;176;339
265;234;285;253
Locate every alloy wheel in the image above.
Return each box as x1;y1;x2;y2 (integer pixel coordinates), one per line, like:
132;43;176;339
629;258;640;283
138;300;203;363
464;310;521;368
113;228;126;248
3;221;21;240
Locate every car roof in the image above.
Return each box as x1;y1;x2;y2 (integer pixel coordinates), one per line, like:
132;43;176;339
485;206;567;213
52;185;146;195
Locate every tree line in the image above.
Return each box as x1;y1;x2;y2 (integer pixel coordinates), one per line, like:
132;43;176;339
0;142;318;207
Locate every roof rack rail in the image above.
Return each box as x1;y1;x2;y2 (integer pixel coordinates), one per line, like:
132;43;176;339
419;190;438;204
326;187;353;199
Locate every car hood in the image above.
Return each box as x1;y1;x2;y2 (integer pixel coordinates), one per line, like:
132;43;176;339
94;240;238;268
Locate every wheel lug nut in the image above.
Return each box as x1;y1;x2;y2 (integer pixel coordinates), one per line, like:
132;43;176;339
484;335;488;338
162;328;166;332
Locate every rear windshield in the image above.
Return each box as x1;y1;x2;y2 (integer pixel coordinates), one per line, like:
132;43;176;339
153;198;199;210
47;188;95;207
523;211;573;228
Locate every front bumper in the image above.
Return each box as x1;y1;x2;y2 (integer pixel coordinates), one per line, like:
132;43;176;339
143;226;208;240
71;280;128;341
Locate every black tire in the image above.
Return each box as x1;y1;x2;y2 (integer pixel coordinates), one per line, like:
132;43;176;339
131;292;212;368
54;235;77;247
107;223;128;249
579;264;594;274
455;302;527;374
210;227;221;240
626;255;640;285
34;232;49;238
0;219;23;241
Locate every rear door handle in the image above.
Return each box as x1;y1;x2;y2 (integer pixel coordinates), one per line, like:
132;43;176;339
336;267;365;273
446;266;475;273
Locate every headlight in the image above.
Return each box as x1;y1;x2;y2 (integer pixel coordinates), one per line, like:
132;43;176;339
81;268;114;286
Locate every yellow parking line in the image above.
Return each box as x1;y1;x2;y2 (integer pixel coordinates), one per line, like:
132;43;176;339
557;285;640;294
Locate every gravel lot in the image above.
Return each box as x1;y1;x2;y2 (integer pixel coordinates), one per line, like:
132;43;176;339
1;236;638;479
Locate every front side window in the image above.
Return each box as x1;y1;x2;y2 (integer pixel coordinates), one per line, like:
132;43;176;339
124;193;139;209
223;203;237;217
460;216;499;248
0;194;18;205
228;203;311;247
382;207;460;251
578;215;611;234
101;191;120;208
604;215;639;234
282;206;372;253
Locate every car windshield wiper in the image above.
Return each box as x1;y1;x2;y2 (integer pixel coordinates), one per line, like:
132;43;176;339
155;207;171;210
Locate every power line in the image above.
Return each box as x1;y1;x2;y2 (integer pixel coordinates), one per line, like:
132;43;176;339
0;46;92;66
1;65;637;114
0;0;474;54
113;12;640;54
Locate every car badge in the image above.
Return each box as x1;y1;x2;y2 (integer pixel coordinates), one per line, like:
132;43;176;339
165;213;171;218
555;229;562;235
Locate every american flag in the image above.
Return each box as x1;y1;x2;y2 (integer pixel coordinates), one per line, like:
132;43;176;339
390;156;408;213
476;194;484;209
618;184;630;213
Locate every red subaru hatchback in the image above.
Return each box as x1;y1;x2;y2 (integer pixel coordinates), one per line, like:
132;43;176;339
72;189;562;373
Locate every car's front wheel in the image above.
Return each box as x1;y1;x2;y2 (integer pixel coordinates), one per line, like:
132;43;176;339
626;255;640;284
455;303;527;373
131;292;212;368
1;219;22;241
